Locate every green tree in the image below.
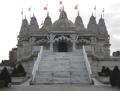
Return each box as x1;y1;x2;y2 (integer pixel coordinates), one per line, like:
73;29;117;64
11;67;17;77
110;66;120;87
16;64;26;76
0;67;11;87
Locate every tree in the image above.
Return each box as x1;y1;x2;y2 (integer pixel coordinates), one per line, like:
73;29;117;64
105;67;111;76
11;67;17;77
101;66;106;73
110;66;120;87
11;64;26;77
17;64;25;74
0;67;11;87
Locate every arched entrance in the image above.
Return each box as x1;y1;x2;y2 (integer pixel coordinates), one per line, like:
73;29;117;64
58;41;68;52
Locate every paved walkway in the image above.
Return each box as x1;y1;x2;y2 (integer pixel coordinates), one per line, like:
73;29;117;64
1;84;119;91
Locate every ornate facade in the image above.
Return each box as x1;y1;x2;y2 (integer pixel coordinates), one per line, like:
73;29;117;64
17;9;110;62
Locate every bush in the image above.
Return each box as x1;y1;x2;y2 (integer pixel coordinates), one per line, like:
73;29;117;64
11;67;17;76
11;63;26;77
0;67;11;87
98;66;111;77
105;67;111;76
110;66;120;87
17;64;26;74
0;80;6;88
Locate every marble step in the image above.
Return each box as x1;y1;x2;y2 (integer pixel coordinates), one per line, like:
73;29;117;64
33;51;90;84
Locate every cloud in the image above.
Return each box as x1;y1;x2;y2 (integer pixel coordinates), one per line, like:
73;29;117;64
113;34;120;40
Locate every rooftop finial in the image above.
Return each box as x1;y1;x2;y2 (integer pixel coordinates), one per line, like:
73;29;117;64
43;4;48;16
94;6;96;18
78;11;79;16
92;12;93;16
62;6;64;11
25;15;26;19
33;13;35;17
102;8;104;19
21;8;24;20
47;11;49;16
28;5;32;18
101;14;103;19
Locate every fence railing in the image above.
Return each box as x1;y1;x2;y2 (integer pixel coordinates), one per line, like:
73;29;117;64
82;46;92;83
31;46;43;83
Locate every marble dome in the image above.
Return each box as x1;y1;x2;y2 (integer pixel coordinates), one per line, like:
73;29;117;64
52;10;76;31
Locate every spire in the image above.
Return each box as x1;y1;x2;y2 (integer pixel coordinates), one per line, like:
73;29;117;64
75;12;85;31
98;15;105;27
19;17;29;37
87;13;98;33
42;13;52;29
98;15;108;34
30;14;39;33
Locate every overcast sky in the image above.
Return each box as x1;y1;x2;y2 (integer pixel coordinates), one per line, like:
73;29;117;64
0;0;120;62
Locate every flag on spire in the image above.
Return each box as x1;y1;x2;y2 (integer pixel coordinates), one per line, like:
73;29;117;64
102;8;104;13
21;8;23;15
94;6;96;10
21;8;23;19
94;6;96;18
28;6;31;11
44;5;48;10
44;6;47;10
59;0;62;5
102;8;105;18
75;4;78;10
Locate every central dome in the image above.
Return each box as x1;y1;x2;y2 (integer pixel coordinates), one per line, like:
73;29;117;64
52;10;75;31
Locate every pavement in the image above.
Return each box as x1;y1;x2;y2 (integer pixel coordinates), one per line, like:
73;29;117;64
1;77;119;91
0;84;119;91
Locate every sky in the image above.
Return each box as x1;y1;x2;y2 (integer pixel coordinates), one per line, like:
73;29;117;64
0;0;120;62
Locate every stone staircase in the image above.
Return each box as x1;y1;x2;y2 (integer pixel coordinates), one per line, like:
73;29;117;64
33;50;90;84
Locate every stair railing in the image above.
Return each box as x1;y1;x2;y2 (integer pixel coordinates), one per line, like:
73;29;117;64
31;46;43;83
82;46;92;83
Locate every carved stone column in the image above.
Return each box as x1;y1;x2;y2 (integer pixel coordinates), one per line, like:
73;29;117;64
73;42;76;51
50;34;54;52
50;42;53;52
71;34;77;51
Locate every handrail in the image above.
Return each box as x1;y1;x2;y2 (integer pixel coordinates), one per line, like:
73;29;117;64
31;46;43;83
82;46;92;83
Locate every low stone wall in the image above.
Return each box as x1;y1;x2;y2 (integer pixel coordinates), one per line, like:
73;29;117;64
12;77;28;84
21;60;35;76
91;60;120;77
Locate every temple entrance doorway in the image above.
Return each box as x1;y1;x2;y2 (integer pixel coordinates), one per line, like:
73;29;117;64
58;41;68;52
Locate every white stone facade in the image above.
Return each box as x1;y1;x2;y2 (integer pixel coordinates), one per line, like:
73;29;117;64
16;9;112;79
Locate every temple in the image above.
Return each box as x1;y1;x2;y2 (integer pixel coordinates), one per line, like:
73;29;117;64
14;8;120;84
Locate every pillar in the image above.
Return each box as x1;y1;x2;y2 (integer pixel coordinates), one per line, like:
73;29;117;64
71;34;76;52
73;42;76;51
50;34;54;52
50;42;53;52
